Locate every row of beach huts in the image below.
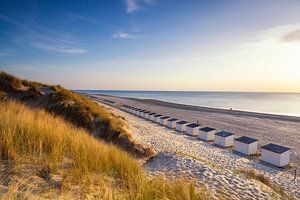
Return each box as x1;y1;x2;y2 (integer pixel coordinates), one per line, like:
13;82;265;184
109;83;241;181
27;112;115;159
120;104;291;168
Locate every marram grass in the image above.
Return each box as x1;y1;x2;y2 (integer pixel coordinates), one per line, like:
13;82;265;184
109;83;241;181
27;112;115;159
0;100;211;199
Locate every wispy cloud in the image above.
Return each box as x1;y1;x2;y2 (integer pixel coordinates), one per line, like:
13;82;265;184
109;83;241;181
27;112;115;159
281;29;300;42
125;0;140;13
63;13;119;30
124;0;156;13
0;14;87;54
31;42;87;54
112;32;137;39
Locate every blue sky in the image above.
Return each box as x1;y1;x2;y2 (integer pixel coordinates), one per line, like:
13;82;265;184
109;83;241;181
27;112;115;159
1;0;300;91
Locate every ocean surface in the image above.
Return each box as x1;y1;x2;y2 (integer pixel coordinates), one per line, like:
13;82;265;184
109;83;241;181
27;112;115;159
76;90;300;117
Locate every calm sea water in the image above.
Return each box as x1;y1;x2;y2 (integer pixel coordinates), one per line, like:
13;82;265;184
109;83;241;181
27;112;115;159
76;90;300;117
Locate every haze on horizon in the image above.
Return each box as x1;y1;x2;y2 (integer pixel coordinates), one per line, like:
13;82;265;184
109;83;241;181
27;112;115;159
1;0;300;92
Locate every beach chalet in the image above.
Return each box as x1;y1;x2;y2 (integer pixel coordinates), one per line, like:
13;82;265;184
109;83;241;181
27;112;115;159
153;114;163;122
159;116;170;125
167;118;179;129
131;108;137;115
103;99;116;106
215;131;234;147
147;112;156;120
175;120;190;132
234;136;258;155
261;143;290;167
133;108;139;115
143;111;151;118
121;105;126;111
199;127;217;141
139;110;147;117
138;110;146;117
186;123;202;136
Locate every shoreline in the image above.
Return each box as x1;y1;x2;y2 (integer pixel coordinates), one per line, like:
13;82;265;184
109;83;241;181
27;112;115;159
83;92;300;122
86;93;300;168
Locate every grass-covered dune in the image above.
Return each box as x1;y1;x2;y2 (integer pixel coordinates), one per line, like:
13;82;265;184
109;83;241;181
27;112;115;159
0;100;210;199
0;71;152;157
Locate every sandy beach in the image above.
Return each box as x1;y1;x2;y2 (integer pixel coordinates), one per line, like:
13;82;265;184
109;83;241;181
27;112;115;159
88;94;300;199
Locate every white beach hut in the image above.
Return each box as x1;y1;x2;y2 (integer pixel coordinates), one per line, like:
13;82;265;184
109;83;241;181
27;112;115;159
138;110;146;117
199;127;217;141
166;118;179;129
234;136;258;155
140;110;147;118
143;111;150;118
159;116;170;125
175;121;190;132
215;131;234;147
186;123;202;136
261;143;290;167
147;113;156;120
152;114;162;122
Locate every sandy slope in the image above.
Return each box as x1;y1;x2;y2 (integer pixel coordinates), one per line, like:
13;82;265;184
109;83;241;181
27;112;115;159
89;94;300;199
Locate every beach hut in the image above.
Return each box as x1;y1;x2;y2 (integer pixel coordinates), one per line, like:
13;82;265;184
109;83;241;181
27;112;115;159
261;143;290;167
167;118;179;129
141;110;149;118
159;116;170;125
175;121;190;132
103;100;116;106
153;114;162;122
143;111;150;118
215;131;234;147
234;136;258;155
138;110;146;117
199;127;217;141
186;123;202;136
147;113;156;120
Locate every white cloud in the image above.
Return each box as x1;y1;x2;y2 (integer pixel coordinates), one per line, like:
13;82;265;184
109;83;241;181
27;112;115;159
112;32;136;39
125;0;139;13
31;42;87;54
124;0;156;13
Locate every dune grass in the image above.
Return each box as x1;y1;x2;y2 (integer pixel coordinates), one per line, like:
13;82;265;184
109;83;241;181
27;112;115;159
0;100;210;199
0;71;152;157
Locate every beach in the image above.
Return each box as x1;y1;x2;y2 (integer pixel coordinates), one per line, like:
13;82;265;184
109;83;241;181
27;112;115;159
88;94;300;199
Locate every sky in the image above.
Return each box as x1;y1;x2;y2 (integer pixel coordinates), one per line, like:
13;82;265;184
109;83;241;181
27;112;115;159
1;0;300;92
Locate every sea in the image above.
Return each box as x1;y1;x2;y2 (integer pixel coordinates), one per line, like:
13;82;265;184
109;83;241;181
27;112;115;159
75;90;300;117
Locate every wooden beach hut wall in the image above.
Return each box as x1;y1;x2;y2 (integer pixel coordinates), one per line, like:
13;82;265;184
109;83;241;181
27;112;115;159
199;127;217;141
167;118;179;129
215;131;234;147
147;113;156;120
186;123;202;136
234;136;258;155
153;114;163;123
261;143;290;167
159;116;170;125
175;121;190;132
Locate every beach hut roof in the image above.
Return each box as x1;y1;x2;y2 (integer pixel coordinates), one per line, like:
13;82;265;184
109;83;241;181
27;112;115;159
187;123;201;128
261;143;290;154
160;116;170;119
143;111;151;114
176;120;189;125
154;114;163;117
103;100;115;104
148;113;156;115
167;118;178;122
235;136;258;144
216;131;234;137
200;127;216;132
